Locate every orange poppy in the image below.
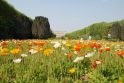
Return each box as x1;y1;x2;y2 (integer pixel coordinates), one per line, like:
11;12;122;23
105;47;110;51
74;46;82;51
68;53;72;60
90;61;97;69
76;43;83;47
116;51;124;57
83;44;89;48
10;48;21;54
33;42;45;46
74;43;83;51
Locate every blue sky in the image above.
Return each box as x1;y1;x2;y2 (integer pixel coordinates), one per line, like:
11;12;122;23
7;0;124;32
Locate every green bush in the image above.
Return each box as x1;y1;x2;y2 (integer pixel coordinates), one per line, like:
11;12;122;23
66;20;124;40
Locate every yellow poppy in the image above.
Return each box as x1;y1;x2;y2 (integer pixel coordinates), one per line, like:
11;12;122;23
0;48;9;56
65;43;71;47
68;68;76;74
10;48;20;54
35;47;43;52
118;80;122;83
43;49;53;56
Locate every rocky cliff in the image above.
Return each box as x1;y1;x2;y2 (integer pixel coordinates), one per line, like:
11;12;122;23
14;16;33;39
32;16;55;39
0;0;55;39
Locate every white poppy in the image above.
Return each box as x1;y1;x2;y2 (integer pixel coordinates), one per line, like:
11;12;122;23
64;53;67;55
21;54;28;57
85;52;94;57
62;41;66;44
74;51;78;54
96;60;103;65
13;58;22;63
51;41;58;44
29;49;38;54
62;47;65;50
54;42;61;48
73;56;84;63
80;38;84;42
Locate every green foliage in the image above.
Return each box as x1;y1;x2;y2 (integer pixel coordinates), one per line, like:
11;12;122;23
0;16;16;39
0;0;28;39
119;20;124;26
66;20;124;40
0;0;22;16
66;22;112;40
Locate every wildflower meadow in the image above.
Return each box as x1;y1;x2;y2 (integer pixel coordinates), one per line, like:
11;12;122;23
0;39;124;83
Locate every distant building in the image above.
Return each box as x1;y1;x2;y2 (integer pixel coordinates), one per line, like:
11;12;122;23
108;33;111;39
54;31;66;38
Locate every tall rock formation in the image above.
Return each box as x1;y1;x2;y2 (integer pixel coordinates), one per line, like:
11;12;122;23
32;16;55;39
14;16;33;39
0;0;55;39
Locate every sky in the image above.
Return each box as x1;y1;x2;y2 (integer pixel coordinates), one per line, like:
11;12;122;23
7;0;124;32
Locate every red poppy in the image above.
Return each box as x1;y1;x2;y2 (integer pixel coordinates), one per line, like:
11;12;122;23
96;43;101;48
116;51;124;57
90;42;102;49
2;42;8;47
76;43;83;47
68;53;72;60
90;61;97;69
74;46;82;51
105;47;110;51
90;42;96;48
98;49;103;53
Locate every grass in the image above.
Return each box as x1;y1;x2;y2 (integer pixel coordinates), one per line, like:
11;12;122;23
0;39;124;83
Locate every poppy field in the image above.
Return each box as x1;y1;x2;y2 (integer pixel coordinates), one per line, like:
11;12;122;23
0;39;124;83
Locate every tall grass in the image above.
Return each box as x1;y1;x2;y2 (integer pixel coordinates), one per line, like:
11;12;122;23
0;40;124;82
